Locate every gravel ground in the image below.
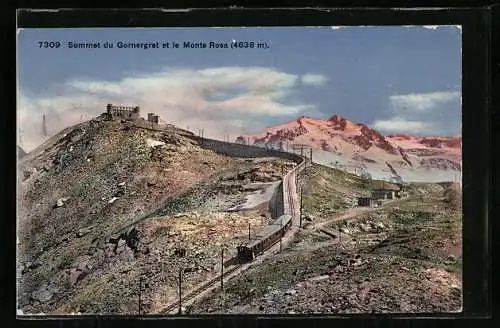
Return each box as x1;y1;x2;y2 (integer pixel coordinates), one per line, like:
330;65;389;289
188;179;462;314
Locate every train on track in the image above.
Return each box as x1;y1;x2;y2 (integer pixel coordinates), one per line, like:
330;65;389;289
237;214;293;262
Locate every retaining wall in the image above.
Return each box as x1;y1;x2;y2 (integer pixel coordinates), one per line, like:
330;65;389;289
184;135;302;163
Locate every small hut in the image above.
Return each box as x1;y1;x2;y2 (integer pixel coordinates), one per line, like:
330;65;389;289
357;197;377;207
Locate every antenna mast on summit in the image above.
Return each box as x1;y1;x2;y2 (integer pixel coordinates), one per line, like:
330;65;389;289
42;113;48;137
19;128;24;145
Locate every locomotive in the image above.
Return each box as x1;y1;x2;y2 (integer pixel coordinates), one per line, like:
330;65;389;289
237;214;293;262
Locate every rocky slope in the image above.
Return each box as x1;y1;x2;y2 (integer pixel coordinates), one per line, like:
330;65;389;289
189;165;462;314
235;115;461;183
17;115;292;314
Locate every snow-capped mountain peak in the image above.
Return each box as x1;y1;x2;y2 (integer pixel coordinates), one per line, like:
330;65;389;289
235;114;461;183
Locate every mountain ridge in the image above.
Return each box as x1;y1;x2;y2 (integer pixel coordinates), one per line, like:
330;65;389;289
235;114;461;183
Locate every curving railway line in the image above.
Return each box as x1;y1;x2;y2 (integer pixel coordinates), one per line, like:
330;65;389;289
158;156;306;314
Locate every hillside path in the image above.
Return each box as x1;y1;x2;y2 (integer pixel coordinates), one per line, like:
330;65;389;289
312;199;398;230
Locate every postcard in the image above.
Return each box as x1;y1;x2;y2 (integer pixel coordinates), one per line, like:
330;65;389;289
17;25;462;315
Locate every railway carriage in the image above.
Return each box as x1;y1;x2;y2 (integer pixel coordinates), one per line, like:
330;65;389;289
237;214;293;262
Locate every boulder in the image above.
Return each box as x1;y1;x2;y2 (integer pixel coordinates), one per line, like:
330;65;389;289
76;225;94;237
116;239;126;251
104;243;115;257
359;223;371;232
74;256;91;271
308;275;330;282
352;259;364;267
108;197;119;204
116;239;134;259
32;285;54;303
114;189;125;197
69;268;82;286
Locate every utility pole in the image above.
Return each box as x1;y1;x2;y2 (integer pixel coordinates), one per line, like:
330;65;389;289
138;275;142;315
338;226;342;242
248;222;251;241
280;219;283;252
310;148;312;161
302;157;307;179
221;247;224;291
178;268;182;315
299;188;303;228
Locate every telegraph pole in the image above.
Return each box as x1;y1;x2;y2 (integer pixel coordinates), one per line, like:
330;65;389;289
303;152;306;175
138;275;142;315
280;219;283;252
299;188;303;228
178;268;182;314
221;247;224;291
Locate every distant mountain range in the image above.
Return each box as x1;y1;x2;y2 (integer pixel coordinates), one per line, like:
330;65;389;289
235;114;461;183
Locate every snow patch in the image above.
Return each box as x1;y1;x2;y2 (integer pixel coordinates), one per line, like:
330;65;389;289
227;181;280;211
146;138;165;148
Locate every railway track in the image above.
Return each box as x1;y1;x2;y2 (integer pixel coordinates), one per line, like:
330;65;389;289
158;157;305;315
158;263;243;314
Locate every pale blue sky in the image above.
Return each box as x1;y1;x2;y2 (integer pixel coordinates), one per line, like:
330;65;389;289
17;26;461;150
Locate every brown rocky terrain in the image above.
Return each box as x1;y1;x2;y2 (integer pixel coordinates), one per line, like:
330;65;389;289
17;116;293;314
17;115;461;315
188;165;462;314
